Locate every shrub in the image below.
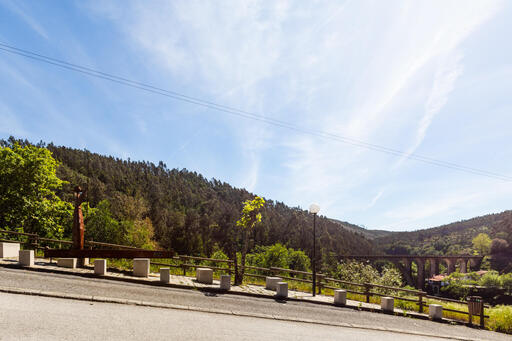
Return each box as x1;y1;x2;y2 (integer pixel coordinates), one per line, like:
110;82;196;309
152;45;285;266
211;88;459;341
440;282;471;299
488;305;512;334
480;271;502;287
501;273;512;294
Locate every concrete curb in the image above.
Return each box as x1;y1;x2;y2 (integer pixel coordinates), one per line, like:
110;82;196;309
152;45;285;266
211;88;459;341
0;264;485;333
0;285;480;341
0;262;459;323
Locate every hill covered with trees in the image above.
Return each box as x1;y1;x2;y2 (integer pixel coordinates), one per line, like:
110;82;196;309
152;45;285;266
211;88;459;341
2;137;510;272
374;211;512;258
0;137;374;262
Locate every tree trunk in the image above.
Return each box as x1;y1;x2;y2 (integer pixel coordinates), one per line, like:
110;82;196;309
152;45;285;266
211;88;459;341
240;228;249;284
233;249;242;285
234;228;249;286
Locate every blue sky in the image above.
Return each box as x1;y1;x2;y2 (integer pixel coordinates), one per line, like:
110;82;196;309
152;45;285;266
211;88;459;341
1;1;511;231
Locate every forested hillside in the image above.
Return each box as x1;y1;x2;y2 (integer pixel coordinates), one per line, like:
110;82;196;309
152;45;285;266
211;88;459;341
329;219;392;240
31;141;374;259
375;211;512;256
4;137;510;266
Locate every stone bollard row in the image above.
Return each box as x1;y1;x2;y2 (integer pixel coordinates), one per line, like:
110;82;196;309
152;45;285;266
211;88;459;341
276;282;288;298
381;297;394;313
94;259;107;275
429;304;443;320
58;258;77;269
196;268;213;284
133;258;150;277
220;275;231;290
265;277;281;291
0;242;20;258
19;250;34;267
160;268;170;283
334;289;347;306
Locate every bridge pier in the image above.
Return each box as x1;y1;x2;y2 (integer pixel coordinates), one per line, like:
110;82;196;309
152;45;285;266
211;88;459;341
429;258;439;277
469;258;482;272
445;258;456;274
416;258;425;290
392;259;414;287
459;260;467;273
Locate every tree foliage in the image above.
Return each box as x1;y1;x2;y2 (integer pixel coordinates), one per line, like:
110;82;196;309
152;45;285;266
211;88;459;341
376;212;512;260
490;238;509;255
1;138;376;265
234;196;265;285
472;232;492;255
245;243;311;272
33;139;373;257
0;141;72;238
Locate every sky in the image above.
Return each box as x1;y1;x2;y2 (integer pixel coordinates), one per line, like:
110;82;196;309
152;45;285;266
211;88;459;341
1;0;511;231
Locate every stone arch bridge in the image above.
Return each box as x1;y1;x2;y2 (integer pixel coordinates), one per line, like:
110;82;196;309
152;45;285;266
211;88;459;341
339;255;483;289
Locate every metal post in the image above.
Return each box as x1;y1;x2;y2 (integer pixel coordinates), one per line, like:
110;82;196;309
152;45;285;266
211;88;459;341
312;213;316;297
418;293;424;313
480;303;485;328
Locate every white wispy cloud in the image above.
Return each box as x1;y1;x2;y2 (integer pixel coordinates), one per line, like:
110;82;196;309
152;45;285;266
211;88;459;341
368;190;384;209
87;1;507;228
394;1;502;165
2;0;48;39
383;179;512;230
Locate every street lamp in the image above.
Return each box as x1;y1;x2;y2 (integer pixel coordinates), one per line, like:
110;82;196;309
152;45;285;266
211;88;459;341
309;203;320;296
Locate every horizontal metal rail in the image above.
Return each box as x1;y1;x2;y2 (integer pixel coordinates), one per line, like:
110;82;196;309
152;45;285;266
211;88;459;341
1;228;490;325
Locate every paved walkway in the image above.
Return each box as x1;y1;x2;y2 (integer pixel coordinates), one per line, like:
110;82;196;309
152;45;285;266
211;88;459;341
0;257;421;316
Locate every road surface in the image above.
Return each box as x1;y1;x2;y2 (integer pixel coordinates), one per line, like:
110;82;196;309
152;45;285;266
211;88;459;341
0;266;508;340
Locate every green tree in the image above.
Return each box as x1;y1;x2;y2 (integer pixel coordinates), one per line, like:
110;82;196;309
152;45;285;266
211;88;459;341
234;196;265;285
288;248;311;272
500;273;512;294
85;200;122;244
0;142;72;238
479;271;501;287
123;217;156;249
472;232;492;255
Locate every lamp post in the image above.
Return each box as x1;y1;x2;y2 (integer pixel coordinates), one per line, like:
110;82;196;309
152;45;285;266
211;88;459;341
309;203;320;296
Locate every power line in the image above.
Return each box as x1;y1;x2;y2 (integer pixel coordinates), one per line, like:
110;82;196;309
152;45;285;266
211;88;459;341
0;41;510;182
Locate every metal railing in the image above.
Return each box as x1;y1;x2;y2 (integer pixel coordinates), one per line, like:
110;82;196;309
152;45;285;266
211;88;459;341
0;229;144;251
0;229;489;326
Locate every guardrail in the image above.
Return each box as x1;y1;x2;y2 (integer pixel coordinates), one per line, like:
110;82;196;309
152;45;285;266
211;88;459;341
0;229;144;251
149;254;489;326
0;229;489;326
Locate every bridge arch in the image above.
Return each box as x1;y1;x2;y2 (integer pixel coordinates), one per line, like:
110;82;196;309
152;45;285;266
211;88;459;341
338;255;483;289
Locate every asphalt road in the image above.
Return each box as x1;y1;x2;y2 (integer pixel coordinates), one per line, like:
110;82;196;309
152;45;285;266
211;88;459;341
0;266;508;340
0;292;444;341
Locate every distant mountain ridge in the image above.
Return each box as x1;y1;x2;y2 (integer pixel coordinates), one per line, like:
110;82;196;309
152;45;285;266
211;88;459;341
328;219;392;240
374;210;512;256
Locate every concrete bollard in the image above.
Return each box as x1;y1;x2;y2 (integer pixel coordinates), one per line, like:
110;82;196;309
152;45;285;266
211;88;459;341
133;258;150;277
276;282;288;298
265;277;282;291
58;258;77;269
0;242;20;258
334;289;347;306
19;250;34;267
160;268;170;283
381;297;394;313
94;259;107;275
196;268;213;284
429;304;443;320
220;275;231;291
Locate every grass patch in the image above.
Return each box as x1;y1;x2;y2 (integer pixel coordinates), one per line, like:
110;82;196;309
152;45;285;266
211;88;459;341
487;305;512;334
